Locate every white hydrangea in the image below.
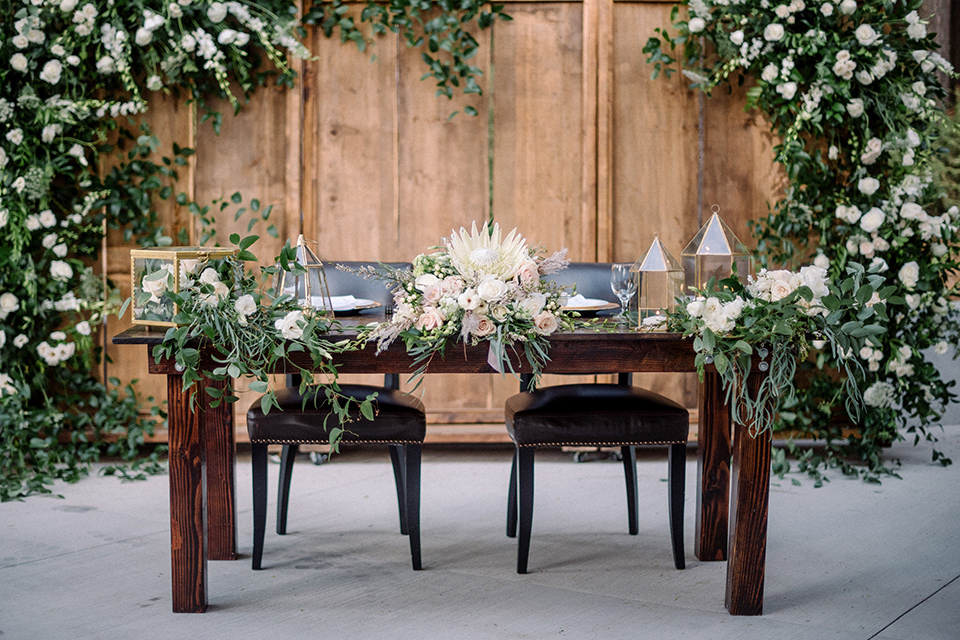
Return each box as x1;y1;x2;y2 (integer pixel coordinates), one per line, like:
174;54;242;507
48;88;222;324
863;381;895;408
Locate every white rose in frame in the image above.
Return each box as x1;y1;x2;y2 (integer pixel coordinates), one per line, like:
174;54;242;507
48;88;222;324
858;177;880;196
763;23;785;42
859;207;885;233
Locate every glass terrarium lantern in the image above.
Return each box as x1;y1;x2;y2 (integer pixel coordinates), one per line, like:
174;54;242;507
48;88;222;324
130;246;236;327
630;235;684;330
274;234;333;314
681;206;751;295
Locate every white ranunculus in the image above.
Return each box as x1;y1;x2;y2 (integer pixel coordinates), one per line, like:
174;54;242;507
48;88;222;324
775;4;790;18
146;75;163;91
730;30;744;45
763;23;785;42
932;243;948;257
761;63;778;82
207;2;228;22
476;277;509;302
858;177;880;196
40;59;63;84
275;310;304;340
854;24;879;46
13;34;29;49
898;261;919;289
11;53;29;72
839;0;856;15
776;82;798;100
51;260;73;280
235;294;256;317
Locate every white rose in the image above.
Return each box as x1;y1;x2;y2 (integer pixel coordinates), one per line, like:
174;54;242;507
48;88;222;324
776;82;798;100
414;273;440;291
856;70;874;85
934;341;949;356
40;60;63;84
61;0;78;10
13;334;28;348
820;2;833;16
845;99;864;118
900;202;924;220
11;53;31;74
275;310;304;340
235;294;256;317
66;55;80;66
199;267;221;285
839;0;857;15
0;293;20;319
904;293;921;309
828;145;838;160
898;261;919;289
519;292;546;316
859;241;875;258
859;207;885;233
207;2;228;22
688;18;706;33
135;27;153;46
76;321;91;336
763;23;785;42
415;307;445;331
860;137;882;165
51;260;73;280
869;257;888;273
533;311;558;335
907;22;926;40
96;56;116;74
858;177;880;196
761;64;779;83
814;253;830;269
218;29;238;45
730;30;744;45
854;24;879;46
212;281;230;300
905;128;921;148
6;128;23;145
476;277;509;302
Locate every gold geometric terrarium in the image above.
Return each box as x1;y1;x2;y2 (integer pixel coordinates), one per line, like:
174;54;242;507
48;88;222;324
273;234;333;314
130;246;236;327
681;206;751;295
630;235;684;329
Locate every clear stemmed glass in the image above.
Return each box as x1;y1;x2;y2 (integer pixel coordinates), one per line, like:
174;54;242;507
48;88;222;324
610;263;637;320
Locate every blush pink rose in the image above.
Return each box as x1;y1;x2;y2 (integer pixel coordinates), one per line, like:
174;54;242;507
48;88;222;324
533;311;558;335
415;307;445;331
515;259;540;285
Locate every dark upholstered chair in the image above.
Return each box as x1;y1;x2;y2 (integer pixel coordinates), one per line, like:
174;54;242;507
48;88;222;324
246;262;427;571
504;263;689;573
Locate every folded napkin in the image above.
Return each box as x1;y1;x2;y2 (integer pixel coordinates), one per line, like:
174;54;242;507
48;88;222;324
564;294;608;308
310;295;357;311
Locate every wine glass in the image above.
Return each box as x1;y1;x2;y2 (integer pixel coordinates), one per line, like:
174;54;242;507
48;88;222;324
610;263;637;320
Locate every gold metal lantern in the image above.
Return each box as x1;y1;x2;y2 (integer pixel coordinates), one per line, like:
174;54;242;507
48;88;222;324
130;246;236;327
681;206;751;295
274;234;333;314
630;235;684;329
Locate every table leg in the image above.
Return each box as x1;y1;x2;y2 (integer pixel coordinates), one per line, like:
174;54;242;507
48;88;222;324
695;370;730;561
724;374;772;616
167;374;208;613
201;377;237;561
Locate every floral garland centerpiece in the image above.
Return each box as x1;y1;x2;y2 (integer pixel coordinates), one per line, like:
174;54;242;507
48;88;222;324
667;262;889;437
365;222;575;387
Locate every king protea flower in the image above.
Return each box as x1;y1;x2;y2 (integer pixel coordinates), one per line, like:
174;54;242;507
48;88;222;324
446;222;529;282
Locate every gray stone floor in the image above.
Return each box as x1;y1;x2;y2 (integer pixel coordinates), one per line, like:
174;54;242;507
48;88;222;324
2;427;959;640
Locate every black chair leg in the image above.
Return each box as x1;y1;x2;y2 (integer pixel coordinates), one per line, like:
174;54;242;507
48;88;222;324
668;442;686;570
517;447;535;574
252;443;269;570
389;444;409;535
506;448;518;538
277;444;298;535
405;444;422;570
621;445;638;535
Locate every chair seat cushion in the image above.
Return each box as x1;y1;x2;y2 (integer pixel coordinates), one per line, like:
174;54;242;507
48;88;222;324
247;384;426;445
506;384;689;447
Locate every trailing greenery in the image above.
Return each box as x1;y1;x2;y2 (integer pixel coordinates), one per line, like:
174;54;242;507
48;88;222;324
644;0;958;482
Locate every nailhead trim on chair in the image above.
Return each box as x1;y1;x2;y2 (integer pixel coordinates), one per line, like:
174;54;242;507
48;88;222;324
249;438;423;445
515;439;686;447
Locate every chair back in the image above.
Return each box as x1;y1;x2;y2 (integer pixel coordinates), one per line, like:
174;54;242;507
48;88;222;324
543;262;616;303
325;261;412;307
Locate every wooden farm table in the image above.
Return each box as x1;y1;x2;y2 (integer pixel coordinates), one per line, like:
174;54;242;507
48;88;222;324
113;322;771;615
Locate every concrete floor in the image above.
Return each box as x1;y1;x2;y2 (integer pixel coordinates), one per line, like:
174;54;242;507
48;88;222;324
2;427;959;640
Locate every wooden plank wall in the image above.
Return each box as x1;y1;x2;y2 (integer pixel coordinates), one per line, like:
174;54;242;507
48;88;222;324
104;0;780;443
